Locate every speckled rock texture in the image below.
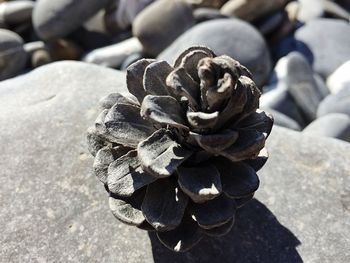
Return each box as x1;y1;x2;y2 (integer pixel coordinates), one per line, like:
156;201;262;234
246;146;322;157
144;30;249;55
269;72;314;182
0;61;349;262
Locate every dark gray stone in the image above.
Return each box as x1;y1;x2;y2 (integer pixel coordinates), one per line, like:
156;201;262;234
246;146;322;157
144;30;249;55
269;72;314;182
132;0;195;56
158;19;272;87
295;18;350;78
303;113;350;142
0;28;27;80
1;62;350;262
32;0;110;40
317;87;350;117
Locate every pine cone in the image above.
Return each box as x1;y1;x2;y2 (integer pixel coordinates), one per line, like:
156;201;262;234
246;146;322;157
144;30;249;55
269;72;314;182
87;46;273;252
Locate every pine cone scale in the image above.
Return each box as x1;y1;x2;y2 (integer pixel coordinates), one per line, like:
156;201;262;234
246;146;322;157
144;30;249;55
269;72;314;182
87;46;274;252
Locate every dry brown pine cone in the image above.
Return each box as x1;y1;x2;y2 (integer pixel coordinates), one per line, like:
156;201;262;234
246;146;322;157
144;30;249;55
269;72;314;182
87;46;273;252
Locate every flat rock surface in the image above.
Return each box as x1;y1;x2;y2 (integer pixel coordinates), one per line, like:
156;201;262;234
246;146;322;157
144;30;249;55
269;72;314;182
0;61;349;262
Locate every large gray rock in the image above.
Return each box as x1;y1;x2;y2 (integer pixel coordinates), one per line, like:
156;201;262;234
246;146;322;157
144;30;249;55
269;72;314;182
158;19;272;87
33;0;110;40
0;61;349;262
0;28;27;80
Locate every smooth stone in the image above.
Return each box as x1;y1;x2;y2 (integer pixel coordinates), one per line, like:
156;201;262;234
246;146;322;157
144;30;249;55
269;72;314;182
313;73;330;98
277;52;325;122
0;0;34;26
0;28;27;80
255;11;285;35
23;41;46;54
267;2;299;43
184;0;228;9
114;0;154;30
220;0;289;22
295;18;350;78
133;0;195;56
1;62;350;262
83;10;106;33
158;19;272;87
33;0;110;40
24;39;82;62
327;60;350;94
317;87;350;117
120;52;144;71
31;48;52;68
83;37;143;68
297;0;324;22
260;87;306;127
265;108;301;131
336;0;350;11
324;0;350;21
303;113;350;142
193;7;228;23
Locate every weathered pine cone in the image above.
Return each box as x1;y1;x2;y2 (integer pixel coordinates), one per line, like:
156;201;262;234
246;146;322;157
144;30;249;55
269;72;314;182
87;46;273;252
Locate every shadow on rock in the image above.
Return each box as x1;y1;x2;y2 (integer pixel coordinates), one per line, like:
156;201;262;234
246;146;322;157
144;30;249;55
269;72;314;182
149;199;302;263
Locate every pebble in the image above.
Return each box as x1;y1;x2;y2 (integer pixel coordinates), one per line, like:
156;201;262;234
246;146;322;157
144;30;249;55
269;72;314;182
193;8;228;23
324;0;350;21
83;37;143;68
297;0;324;22
295;18;350;78
255;11;285;35
120;52;144;71
327;60;350;94
220;0;289;22
0;28;27;81
277;52;325;122
265;108;301;131
313;73;330;98
0;0;34;26
303;113;350;142
33;0;110;40
184;0;228;9
158;19;272;87
114;0;154;30
133;0;195;56
317;87;350;117
260;87;306;127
